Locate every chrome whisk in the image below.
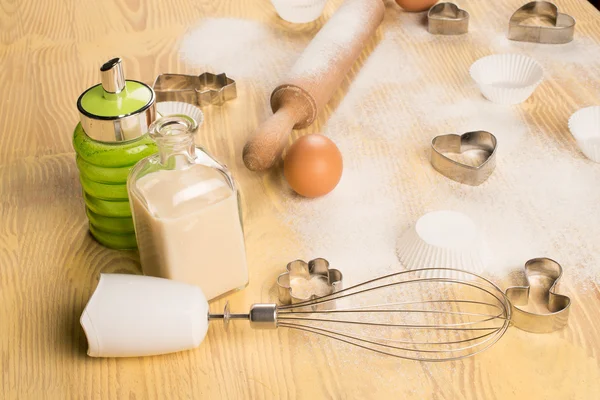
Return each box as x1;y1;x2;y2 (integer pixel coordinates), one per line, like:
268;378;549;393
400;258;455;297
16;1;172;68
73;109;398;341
209;268;512;362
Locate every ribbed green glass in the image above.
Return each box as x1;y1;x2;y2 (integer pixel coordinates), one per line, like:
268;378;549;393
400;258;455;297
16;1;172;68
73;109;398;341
73;123;157;249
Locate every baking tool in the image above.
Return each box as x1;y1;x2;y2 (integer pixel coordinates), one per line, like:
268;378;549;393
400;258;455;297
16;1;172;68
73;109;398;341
82;269;510;359
271;0;328;23
430;131;497;186
156;101;204;127
395;0;437;12
508;1;575;44
74;57;157;249
277;258;343;308
396;211;485;277
153;73;237;107
428;3;469;35
283;134;343;198
242;0;385;171
82;258;571;360
568;106;600;163
505;258;571;333
469;54;543;105
81;274;209;357
128;116;248;301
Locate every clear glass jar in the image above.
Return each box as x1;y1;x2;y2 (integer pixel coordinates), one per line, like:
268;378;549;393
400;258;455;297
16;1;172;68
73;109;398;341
127;115;248;300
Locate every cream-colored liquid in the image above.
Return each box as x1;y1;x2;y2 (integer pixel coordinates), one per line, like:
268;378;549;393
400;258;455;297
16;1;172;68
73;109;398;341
131;168;248;300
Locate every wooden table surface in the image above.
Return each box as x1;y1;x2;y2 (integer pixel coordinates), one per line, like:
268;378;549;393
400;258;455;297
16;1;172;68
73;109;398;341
2;0;600;398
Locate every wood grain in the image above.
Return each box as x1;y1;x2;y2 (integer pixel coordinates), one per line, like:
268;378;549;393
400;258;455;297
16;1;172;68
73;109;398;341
1;0;600;399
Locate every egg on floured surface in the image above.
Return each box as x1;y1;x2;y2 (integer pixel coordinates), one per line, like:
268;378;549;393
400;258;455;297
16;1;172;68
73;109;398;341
283;134;343;198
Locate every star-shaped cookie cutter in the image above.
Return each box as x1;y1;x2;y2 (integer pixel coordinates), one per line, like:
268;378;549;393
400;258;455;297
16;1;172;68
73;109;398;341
428;3;470;35
153;72;237;106
508;1;575;44
505;258;571;333
277;258;343;309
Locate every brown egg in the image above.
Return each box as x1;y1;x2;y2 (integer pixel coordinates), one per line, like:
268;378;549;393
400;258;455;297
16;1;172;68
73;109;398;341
284;134;343;198
395;0;438;12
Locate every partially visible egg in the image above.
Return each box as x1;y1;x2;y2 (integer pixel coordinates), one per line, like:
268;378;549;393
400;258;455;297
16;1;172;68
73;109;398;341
284;134;343;198
395;0;438;12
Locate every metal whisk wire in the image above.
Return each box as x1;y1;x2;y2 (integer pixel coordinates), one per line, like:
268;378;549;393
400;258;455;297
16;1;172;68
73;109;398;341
275;268;512;362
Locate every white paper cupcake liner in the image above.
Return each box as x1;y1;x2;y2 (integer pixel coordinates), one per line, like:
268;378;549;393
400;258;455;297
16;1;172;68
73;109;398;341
470;54;543;105
271;0;328;23
397;211;485;279
568;106;600;163
156;101;204;128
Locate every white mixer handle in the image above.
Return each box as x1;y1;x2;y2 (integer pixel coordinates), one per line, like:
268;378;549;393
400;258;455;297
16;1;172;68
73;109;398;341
80;273;209;357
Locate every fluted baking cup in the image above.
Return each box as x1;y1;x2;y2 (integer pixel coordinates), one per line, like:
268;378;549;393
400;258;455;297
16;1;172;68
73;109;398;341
271;0;328;23
397;211;485;278
156;101;204;128
470;54;543;105
568;106;600;163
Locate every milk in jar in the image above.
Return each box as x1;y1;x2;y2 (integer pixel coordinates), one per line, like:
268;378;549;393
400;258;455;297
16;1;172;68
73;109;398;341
128;115;248;300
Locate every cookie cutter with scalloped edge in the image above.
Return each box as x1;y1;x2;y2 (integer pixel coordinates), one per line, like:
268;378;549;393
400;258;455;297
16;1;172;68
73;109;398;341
153;72;237;106
277;258;343;310
508;1;575;44
505;257;571;333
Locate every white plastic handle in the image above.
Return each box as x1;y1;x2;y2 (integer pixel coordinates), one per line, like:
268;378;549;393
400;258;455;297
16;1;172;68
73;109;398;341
80;274;209;357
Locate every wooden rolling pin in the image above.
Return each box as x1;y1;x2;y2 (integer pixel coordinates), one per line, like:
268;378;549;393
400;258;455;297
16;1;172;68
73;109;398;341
243;0;385;171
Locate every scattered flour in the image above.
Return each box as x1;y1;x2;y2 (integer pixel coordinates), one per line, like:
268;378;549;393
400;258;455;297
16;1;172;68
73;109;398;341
289;275;333;298
177;2;600;290
289;0;380;80
179;18;305;92
281;2;600;288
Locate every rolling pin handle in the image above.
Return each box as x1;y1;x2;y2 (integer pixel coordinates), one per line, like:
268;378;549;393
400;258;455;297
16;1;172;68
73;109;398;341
243;107;296;171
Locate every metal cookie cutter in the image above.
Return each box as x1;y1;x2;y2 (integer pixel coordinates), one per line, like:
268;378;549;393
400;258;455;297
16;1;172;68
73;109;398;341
508;1;575;44
277;258;343;310
428;2;470;35
153;72;237;106
505;258;571;333
430;131;497;186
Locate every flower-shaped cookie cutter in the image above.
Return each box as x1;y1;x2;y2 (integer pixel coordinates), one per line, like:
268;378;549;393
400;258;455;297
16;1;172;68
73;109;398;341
277;258;343;309
153;72;237;106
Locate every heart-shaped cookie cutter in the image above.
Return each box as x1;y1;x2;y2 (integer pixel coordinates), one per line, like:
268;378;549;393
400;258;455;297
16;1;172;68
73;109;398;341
153;72;237;106
508;1;575;44
430;131;497;186
277;258;343;310
505;258;571;333
428;2;469;35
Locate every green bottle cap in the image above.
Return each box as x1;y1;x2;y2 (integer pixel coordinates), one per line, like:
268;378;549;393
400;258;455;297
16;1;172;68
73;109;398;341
77;58;156;143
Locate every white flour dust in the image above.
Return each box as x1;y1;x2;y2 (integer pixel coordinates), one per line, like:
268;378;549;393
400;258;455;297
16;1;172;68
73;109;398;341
280;4;600;287
290;0;379;80
179;18;305;92
178;5;600;289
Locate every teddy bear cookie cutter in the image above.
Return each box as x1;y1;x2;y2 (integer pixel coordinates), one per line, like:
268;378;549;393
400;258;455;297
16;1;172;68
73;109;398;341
505;257;571;333
277;258;343;310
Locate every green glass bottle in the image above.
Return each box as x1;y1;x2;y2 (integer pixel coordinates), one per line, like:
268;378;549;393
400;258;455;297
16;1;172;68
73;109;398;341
74;58;157;249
